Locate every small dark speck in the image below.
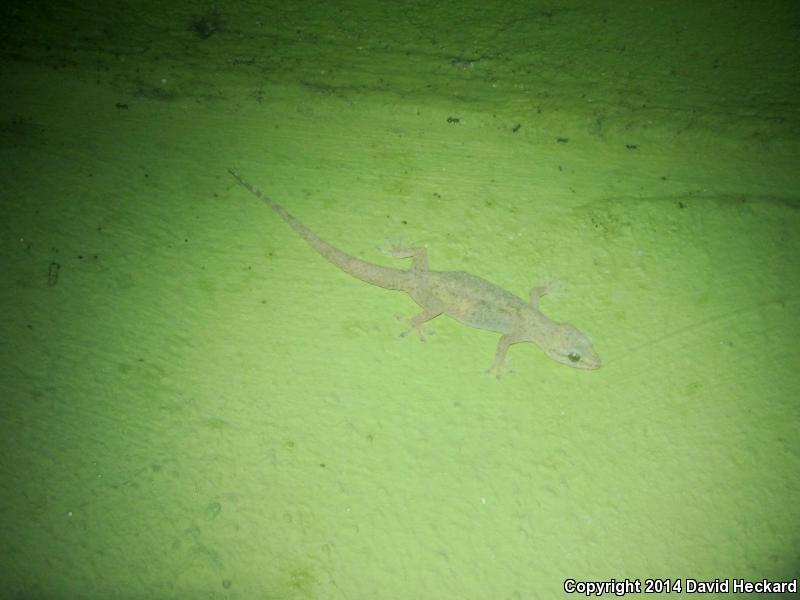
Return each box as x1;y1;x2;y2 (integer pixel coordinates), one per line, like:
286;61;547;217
446;116;460;124
511;123;521;133
319;463;326;468
115;102;128;109
402;220;407;225
626;144;638;150
678;201;685;209
27;324;33;329
556;137;568;143
77;255;84;259
222;579;232;589
184;238;189;242
189;10;222;39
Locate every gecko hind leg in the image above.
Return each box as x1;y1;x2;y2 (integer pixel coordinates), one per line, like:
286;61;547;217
384;240;429;271
397;307;441;341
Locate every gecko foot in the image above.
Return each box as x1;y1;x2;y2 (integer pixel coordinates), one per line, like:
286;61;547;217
485;355;514;379
380;237;430;261
378;237;412;258
377;237;398;256
485;364;515;379
395;313;435;341
532;279;563;298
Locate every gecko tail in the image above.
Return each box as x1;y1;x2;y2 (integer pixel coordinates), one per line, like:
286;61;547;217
227;168;411;291
228;168;310;236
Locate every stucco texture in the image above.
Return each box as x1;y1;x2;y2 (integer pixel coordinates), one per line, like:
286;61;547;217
1;1;798;598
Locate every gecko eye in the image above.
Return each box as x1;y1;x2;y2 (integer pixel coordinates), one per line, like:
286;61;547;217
567;352;581;363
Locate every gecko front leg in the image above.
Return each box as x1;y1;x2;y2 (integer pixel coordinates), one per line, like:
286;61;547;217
530;281;561;310
486;333;528;378
388;242;440;339
487;334;513;378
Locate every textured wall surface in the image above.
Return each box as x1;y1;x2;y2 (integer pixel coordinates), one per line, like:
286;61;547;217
1;1;798;598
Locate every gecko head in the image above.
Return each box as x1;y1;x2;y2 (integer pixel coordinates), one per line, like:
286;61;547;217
544;323;601;370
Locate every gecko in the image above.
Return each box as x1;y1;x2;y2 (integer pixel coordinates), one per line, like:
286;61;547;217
228;169;601;374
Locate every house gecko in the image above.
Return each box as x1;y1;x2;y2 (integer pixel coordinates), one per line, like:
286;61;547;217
228;169;601;374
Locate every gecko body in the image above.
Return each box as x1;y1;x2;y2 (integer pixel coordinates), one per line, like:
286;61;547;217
229;169;600;373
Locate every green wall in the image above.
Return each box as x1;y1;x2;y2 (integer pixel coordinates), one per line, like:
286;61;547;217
1;0;798;598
